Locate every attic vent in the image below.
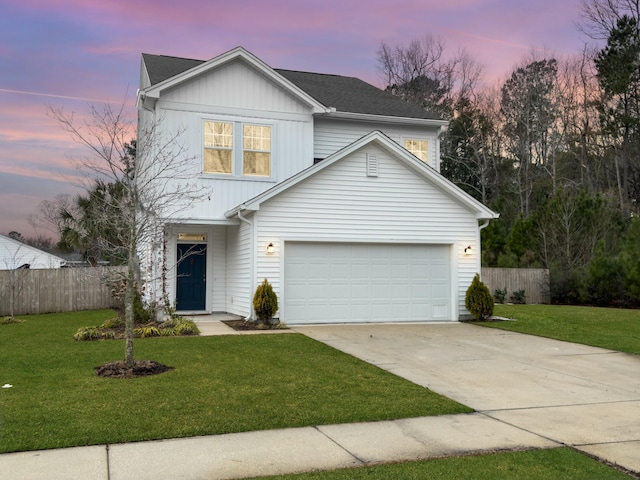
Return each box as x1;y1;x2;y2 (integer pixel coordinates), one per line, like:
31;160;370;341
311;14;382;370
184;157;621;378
366;153;378;177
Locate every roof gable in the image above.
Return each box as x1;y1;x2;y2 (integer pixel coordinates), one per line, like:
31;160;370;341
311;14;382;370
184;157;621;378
139;48;444;122
226;131;498;220
139;47;327;113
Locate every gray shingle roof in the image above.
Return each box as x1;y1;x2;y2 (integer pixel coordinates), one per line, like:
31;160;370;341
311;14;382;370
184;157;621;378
141;53;442;121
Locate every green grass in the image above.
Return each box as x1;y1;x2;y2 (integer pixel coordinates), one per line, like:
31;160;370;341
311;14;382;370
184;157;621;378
250;448;633;479
475;304;640;354
0;310;471;453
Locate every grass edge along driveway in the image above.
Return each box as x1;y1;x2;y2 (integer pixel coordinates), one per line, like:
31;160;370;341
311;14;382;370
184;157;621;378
478;304;640;355
0;310;471;453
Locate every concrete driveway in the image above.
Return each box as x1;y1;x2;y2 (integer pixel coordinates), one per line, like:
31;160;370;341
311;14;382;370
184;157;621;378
295;322;640;474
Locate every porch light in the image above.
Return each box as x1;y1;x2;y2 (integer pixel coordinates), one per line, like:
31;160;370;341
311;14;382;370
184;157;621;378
464;245;472;255
266;242;275;254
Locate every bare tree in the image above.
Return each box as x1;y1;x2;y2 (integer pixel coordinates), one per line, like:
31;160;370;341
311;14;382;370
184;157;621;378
48;100;206;368
377;35;458;118
579;0;640;40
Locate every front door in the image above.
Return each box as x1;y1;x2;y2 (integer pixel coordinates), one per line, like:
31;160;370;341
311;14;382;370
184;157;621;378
176;243;207;311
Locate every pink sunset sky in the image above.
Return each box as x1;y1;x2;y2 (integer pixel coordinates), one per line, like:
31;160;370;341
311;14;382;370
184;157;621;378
1;0;592;238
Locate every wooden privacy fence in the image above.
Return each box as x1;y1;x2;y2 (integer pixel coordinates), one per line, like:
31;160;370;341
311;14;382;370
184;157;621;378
481;268;550;304
1;266;550;316
0;266;127;316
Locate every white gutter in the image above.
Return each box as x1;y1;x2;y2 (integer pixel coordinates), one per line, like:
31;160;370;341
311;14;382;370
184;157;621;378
320;110;448;128
477;219;491;281
237;208;256;321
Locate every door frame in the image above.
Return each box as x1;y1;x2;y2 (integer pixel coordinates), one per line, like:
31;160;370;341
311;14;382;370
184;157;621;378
175;239;208;312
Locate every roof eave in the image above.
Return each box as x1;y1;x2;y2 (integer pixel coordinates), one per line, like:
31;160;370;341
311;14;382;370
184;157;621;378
319;111;448;128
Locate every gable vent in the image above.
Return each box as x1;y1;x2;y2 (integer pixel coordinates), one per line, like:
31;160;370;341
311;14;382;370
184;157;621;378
366;153;378;177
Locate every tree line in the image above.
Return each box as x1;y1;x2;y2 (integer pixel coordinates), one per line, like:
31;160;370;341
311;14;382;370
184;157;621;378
378;0;640;307
32;1;640;308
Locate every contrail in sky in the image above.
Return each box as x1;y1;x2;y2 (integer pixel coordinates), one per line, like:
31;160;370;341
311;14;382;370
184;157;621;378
0;88;111;103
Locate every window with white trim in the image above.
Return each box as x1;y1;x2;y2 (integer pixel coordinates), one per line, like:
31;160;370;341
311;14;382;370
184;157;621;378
404;139;429;164
243;124;271;176
204;121;233;174
203;120;271;177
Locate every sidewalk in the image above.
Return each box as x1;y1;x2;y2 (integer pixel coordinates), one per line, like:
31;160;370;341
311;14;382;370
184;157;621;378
2;319;639;479
0;413;560;480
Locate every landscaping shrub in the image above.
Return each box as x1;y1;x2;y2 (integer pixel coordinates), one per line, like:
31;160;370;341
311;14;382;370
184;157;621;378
74;326;108;341
100;317;124;329
510;289;526;304
173;320;199;335
253;278;278;324
133;326;160;338
465;274;494;321
0;316;24;325
494;287;507;304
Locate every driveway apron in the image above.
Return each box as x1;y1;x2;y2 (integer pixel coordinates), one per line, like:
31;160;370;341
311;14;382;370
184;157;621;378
295;322;640;474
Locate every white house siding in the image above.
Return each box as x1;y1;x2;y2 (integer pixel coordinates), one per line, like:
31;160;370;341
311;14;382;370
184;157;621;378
225;222;252;317
150;95;314;220
314;118;441;171
254;144;480;321
161;61;311;116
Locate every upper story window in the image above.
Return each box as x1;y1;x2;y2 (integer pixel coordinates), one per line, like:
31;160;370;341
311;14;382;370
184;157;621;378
203;120;272;177
404;139;429;164
243;124;271;176
204;121;233;174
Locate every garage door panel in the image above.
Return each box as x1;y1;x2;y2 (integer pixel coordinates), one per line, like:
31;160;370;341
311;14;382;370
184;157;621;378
284;242;451;324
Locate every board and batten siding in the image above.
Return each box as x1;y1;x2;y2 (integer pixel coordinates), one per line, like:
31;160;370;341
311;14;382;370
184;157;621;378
314;118;441;171
254;143;480;321
143;57;318;222
149;107;314;221
161;60;311;116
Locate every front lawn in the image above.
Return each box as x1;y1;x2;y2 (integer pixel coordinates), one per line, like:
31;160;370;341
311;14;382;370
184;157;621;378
478;304;640;354
250;448;633;479
0;310;471;453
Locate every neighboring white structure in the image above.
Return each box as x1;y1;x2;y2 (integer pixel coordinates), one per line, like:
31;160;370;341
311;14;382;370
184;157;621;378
137;47;498;323
0;234;65;270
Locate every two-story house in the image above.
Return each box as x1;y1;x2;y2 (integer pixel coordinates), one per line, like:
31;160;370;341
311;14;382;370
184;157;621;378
136;46;497;324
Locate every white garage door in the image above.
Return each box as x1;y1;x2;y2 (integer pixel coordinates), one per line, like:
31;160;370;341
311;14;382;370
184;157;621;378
284;242;451;324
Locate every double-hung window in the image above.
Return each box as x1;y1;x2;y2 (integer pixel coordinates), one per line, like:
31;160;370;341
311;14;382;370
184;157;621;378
204;121;234;174
203;120;271;177
404;139;429;164
243;124;271;176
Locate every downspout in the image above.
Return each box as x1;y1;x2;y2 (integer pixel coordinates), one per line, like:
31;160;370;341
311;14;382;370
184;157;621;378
477;219;491;279
237;208;255;321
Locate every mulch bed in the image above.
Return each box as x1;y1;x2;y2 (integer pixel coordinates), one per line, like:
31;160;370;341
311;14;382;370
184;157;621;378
222;319;286;331
95;360;173;379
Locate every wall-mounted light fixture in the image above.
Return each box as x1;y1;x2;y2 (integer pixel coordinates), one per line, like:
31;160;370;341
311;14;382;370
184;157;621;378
464;245;472;255
266;242;275;255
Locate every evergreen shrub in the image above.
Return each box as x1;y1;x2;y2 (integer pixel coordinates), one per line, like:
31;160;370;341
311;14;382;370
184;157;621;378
465;274;494;321
253;278;278;324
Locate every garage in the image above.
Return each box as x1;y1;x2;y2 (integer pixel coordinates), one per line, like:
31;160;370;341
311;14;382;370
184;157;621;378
284;242;452;324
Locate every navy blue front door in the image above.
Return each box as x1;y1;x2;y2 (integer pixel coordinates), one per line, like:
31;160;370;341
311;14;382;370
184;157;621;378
176;243;207;311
